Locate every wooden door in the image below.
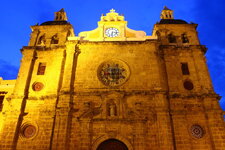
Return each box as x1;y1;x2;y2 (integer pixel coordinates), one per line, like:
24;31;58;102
97;139;128;150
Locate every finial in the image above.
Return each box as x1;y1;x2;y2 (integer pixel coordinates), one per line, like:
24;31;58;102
163;6;171;10
59;8;65;12
110;8;116;13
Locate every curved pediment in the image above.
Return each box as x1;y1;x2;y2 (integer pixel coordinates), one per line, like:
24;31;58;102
76;9;153;41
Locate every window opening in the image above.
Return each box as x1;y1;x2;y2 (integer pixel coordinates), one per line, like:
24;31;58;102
181;63;190;75
182;33;189;43
0;96;4;111
168;34;176;43
37;62;46;75
51;34;59;44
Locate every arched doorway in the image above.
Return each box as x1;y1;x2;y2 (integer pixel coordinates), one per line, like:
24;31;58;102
97;139;128;150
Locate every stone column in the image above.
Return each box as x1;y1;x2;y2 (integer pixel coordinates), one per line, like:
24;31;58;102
51;42;80;150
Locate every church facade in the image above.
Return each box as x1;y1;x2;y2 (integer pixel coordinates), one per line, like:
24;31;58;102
0;7;225;150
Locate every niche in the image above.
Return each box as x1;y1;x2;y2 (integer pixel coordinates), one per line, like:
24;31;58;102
37;35;46;45
181;33;189;43
107;100;117;117
51;34;59;44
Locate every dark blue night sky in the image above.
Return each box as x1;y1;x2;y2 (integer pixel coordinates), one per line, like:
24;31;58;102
0;0;224;110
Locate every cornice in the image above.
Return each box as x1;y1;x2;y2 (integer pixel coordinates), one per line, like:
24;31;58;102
159;45;207;53
22;45;66;51
168;92;221;100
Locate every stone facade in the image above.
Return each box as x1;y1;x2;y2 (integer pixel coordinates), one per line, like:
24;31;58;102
0;7;225;150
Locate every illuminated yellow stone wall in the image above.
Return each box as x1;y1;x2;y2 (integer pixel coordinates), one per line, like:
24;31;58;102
0;78;16;136
0;8;225;150
73;41;162;91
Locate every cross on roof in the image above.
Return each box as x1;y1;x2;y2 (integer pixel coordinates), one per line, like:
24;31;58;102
110;8;116;13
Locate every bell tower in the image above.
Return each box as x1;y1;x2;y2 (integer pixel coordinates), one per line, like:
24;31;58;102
160;6;174;19
153;7;225;150
54;8;68;21
28;8;74;47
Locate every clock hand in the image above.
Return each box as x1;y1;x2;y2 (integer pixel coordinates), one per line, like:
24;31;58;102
111;31;114;37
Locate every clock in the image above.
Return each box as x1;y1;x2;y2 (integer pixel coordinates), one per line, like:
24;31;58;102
98;60;130;87
105;27;119;37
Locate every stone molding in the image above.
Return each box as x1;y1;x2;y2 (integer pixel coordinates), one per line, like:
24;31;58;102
92;134;133;150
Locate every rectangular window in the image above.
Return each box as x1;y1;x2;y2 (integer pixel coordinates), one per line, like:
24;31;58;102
181;63;190;75
0;96;4;111
37;62;46;75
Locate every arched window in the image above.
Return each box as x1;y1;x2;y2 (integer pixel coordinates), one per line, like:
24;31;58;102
37;35;46;45
51;34;59;44
168;33;176;43
182;33;189;43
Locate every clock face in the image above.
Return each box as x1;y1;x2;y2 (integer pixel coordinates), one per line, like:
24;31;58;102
98;60;130;87
105;28;119;37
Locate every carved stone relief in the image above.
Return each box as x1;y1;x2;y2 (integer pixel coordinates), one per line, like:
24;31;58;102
78;101;102;120
77;93;157;124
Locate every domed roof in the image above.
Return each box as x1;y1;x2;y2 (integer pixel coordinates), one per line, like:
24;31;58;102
40;21;70;25
158;19;188;24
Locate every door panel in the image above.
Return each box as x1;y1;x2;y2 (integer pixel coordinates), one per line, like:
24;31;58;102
97;139;128;150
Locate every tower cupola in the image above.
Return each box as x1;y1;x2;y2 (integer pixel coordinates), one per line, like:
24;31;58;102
54;8;68;21
160;6;174;19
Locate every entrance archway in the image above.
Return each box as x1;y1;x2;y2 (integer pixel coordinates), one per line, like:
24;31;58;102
97;139;128;150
